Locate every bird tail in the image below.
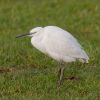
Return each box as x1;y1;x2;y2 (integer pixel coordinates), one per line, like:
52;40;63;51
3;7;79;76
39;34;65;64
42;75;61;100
78;58;89;63
80;50;89;63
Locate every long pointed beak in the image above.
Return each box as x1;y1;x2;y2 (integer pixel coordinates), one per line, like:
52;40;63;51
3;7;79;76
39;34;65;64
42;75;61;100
16;33;30;38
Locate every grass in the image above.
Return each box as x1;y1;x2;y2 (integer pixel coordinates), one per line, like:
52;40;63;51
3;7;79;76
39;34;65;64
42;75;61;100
0;0;100;99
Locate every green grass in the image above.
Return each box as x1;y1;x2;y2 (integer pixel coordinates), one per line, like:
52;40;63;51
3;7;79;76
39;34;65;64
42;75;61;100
0;0;100;99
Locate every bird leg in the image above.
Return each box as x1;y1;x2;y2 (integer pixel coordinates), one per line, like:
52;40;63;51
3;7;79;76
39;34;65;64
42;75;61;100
58;64;65;85
58;68;61;80
60;67;64;83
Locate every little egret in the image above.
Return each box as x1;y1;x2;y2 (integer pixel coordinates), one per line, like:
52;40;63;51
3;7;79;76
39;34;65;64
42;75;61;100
16;26;89;85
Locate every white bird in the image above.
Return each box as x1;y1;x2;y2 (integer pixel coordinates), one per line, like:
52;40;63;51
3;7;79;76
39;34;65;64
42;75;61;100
16;26;89;85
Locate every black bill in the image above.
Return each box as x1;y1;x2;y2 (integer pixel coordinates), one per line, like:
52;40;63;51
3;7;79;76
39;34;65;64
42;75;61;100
16;33;30;38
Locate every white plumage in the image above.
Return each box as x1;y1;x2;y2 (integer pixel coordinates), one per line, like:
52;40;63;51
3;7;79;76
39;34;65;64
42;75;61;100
16;26;89;85
31;26;89;63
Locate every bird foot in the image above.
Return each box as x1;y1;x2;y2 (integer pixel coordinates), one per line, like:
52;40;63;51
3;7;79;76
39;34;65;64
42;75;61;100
64;76;79;80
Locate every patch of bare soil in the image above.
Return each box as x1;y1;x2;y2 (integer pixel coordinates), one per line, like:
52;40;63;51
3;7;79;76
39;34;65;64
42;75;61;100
0;68;16;73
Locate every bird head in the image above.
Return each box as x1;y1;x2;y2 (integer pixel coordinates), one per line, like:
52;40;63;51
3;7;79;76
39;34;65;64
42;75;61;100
16;27;43;38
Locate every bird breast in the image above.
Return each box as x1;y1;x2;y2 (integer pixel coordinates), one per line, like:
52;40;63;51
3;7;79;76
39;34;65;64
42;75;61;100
31;32;47;54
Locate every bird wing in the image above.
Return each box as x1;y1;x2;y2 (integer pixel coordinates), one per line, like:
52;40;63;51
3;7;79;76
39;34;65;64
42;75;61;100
43;26;89;61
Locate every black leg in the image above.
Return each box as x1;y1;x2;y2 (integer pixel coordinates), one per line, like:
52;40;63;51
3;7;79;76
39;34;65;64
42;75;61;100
59;67;64;85
58;68;61;80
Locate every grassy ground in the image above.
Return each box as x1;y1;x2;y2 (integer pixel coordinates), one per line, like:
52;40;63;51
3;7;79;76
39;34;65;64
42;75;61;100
0;0;100;99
